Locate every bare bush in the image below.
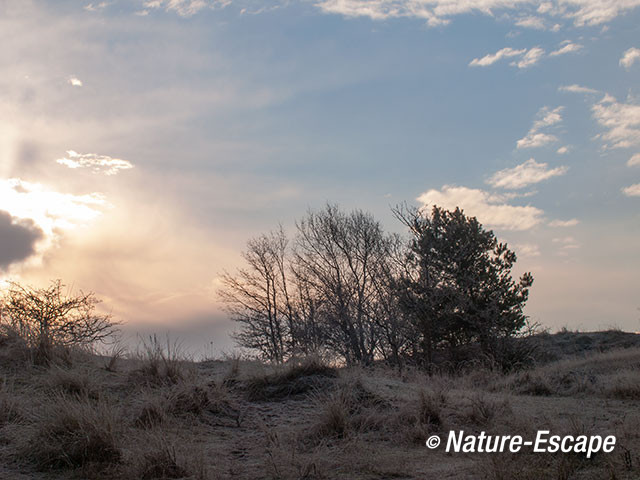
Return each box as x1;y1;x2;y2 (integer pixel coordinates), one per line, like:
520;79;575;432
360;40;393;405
0;280;117;363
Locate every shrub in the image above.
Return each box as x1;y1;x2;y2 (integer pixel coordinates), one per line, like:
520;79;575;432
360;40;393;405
0;280;117;364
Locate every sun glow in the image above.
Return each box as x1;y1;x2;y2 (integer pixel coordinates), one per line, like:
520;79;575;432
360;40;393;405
0;178;108;236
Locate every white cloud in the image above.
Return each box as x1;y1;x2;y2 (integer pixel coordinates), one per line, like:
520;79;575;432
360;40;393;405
549;218;579;227
416;185;544;231
517;106;563;149
533;106;563;130
537;2;553;14
315;1;640;28
557;146;569;154
469;47;526;67
56;150;134;175
512;47;545;68
143;0;231;17
549;42;583;56
553;235;580;250
517;132;558;148
628;153;640;167
620;47;640;69
470;46;547;69
513;243;541;257
68;77;83;87
622;183;640;196
559;84;598;94
487;159;568;189
84;2;109;12
592;95;640;149
515;16;546;29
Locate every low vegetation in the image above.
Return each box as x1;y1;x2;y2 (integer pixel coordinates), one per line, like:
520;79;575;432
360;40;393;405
0;327;638;479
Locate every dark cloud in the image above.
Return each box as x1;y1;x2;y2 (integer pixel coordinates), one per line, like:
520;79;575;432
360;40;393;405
0;210;43;270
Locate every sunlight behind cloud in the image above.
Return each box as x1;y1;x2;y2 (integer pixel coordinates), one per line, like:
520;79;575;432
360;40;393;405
0;178;107;237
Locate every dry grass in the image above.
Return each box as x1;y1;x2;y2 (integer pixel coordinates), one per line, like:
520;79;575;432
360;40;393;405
19;396;121;472
245;356;338;401
130;334;193;386
495;348;640;399
0;334;639;479
127;439;210;480
308;377;389;442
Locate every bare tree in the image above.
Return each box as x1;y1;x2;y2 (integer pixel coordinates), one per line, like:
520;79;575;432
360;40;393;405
219;227;298;363
293;205;395;365
221;205;409;366
0;280;117;360
369;234;414;367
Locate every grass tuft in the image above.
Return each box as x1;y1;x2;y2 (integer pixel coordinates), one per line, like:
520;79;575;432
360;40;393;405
21;396;121;471
246;357;337;401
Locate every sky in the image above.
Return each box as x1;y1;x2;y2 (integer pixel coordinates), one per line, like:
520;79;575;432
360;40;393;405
1;0;639;352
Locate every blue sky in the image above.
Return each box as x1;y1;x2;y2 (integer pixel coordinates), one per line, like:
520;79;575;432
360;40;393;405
1;0;639;349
